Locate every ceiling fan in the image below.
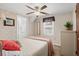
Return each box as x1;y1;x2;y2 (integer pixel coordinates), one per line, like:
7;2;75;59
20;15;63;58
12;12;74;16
25;5;49;16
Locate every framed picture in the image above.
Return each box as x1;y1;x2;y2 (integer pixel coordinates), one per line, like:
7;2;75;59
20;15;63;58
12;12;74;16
4;17;15;26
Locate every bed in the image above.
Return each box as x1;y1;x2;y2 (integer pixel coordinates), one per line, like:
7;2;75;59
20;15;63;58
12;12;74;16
0;36;54;56
19;38;48;56
0;38;48;56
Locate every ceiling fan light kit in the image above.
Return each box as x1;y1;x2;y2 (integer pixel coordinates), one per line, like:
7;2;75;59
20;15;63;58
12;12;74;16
26;5;49;16
34;11;40;15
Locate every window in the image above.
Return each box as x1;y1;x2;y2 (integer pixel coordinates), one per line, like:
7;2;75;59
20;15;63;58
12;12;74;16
43;16;55;36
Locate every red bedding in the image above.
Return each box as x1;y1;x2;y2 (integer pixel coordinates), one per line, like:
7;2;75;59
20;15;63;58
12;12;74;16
1;40;20;51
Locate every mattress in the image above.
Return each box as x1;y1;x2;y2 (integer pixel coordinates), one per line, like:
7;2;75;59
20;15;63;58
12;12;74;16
2;38;48;56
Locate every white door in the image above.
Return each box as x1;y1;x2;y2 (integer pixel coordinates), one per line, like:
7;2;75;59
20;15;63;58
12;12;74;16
17;15;28;39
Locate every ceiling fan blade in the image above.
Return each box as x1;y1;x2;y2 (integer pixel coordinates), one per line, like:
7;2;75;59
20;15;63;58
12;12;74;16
40;12;49;15
41;5;47;10
26;12;34;15
25;5;35;10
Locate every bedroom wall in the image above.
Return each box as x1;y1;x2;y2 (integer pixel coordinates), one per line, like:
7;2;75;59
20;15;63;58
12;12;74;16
28;16;36;36
0;9;17;40
36;12;73;46
54;12;73;46
0;9;32;40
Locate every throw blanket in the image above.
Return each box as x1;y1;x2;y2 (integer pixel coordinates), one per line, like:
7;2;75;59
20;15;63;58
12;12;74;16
0;40;21;56
28;36;54;56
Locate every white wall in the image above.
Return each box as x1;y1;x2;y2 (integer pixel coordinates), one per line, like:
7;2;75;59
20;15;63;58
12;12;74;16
0;9;31;40
28;16;36;36
36;12;73;46
0;9;17;40
54;12;73;46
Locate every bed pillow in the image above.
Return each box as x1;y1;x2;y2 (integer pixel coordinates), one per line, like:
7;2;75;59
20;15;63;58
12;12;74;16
2;40;20;51
13;40;21;47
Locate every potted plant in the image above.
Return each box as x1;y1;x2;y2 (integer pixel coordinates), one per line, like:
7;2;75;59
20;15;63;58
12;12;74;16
64;21;73;30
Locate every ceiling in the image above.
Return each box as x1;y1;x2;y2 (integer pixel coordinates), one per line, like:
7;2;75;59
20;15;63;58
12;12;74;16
0;3;75;16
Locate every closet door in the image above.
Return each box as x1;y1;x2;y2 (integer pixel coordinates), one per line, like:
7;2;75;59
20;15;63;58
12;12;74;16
17;15;28;39
76;3;79;55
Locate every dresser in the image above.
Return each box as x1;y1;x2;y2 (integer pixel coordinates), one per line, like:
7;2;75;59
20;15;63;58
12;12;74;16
60;31;76;56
